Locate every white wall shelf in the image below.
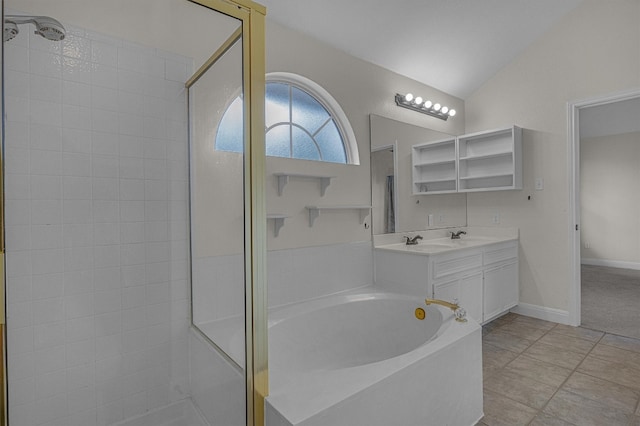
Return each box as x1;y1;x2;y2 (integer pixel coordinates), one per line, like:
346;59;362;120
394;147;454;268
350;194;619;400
305;205;372;227
274;173;336;196
267;214;289;237
412;137;457;195
458;126;522;192
411;126;522;194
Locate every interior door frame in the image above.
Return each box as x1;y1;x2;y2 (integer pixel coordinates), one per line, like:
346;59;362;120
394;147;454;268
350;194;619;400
567;88;640;327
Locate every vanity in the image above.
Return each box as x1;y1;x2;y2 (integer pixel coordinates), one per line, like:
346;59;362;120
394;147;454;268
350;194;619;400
374;228;519;324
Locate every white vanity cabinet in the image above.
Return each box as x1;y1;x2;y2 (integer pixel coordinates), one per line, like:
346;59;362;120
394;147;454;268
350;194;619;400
374;239;519;324
429;240;519;324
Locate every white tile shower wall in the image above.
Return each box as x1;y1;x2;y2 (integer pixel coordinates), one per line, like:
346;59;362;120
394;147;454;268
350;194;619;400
4;21;192;426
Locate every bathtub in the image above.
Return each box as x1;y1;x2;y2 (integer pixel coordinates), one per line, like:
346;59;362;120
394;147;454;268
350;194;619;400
265;289;484;426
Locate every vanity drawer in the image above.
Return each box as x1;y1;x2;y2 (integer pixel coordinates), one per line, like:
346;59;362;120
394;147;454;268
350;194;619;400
432;251;483;280
484;241;518;266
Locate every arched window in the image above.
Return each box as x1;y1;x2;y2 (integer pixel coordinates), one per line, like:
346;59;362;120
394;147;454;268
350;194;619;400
215;72;359;164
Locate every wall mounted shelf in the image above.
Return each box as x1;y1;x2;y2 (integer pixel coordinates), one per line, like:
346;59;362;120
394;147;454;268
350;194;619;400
267;214;289;237
305;205;372;227
412;137;458;195
274;173;336;196
411;126;522;194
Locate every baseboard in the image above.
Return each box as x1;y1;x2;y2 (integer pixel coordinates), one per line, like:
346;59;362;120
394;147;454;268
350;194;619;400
510;303;570;325
581;258;640;271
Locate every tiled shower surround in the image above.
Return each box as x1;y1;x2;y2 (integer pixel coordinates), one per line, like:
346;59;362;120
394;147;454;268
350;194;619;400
4;22;192;426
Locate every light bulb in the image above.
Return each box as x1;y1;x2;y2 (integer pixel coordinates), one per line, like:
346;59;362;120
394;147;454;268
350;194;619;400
405;93;414;102
414;96;423;105
423;100;433;109
441;106;449;114
433;103;441;111
449;109;456;117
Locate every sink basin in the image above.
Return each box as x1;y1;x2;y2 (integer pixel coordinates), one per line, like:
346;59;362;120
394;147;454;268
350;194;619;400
409;243;455;251
374;235;511;255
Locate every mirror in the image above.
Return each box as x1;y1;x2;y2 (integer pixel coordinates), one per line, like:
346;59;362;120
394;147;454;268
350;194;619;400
370;114;467;234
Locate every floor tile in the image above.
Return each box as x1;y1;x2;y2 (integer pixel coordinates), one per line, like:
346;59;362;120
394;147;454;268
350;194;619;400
510;315;556;330
494;321;547;341
552;324;604;342
524;341;587;370
577;355;640;390
632;415;640;426
528;412;576;426
600;333;640;354
589;343;640;370
505;354;572;387
482;342;518;378
543;389;631;426
637;401;640;416
481;389;538;426
538;331;596;355
561;371;640;413
482;330;534;354
483;369;558;409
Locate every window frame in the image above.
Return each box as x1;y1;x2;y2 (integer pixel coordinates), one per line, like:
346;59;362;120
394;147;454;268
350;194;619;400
266;72;359;165
214;72;360;165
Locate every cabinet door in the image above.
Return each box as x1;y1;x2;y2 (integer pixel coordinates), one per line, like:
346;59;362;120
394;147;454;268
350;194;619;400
433;271;483;323
459;271;483;323
433;277;459;303
483;261;519;322
501;261;519;310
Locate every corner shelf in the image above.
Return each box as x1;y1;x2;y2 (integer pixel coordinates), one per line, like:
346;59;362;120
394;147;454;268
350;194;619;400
305;205;372;227
267;214;289;237
274;173;336;196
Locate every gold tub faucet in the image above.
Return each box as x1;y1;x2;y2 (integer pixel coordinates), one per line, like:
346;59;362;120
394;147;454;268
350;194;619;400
425;298;467;322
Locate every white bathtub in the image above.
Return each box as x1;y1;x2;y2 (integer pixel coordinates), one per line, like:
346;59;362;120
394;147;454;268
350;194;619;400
265;288;484;426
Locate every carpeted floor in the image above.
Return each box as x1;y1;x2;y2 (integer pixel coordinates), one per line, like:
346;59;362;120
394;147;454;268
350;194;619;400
581;264;640;339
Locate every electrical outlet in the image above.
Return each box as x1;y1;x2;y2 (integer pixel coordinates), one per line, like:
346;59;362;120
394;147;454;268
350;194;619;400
584;242;591;249
438;214;445;224
492;212;500;224
535;178;544;190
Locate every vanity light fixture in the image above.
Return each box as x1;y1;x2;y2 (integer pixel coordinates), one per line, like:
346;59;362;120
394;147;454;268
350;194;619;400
395;93;456;120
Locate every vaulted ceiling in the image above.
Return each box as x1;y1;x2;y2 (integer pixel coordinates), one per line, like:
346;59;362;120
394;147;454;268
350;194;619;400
260;0;584;99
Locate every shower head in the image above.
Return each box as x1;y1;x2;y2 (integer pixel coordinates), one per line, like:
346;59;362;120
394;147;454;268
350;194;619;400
4;15;66;42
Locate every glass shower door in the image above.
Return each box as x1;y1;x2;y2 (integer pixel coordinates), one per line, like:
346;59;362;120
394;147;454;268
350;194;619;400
186;1;267;425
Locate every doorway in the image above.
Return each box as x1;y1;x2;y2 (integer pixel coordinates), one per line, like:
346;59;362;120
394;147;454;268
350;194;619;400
568;89;640;335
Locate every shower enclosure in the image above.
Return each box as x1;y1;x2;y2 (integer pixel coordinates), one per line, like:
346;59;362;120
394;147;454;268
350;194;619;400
2;0;266;425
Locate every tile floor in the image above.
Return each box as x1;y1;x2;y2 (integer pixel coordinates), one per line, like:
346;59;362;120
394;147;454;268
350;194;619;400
478;313;640;426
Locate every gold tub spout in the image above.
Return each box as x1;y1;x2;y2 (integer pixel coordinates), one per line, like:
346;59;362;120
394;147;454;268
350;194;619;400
425;298;459;311
425;298;467;322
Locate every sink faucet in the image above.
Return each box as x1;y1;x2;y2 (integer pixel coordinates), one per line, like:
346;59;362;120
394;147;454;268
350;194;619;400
404;235;423;245
425;298;467;322
450;230;467;239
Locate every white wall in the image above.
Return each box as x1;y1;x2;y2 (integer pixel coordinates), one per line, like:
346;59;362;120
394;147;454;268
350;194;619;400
3;23;191;425
581;131;640;267
465;0;640;315
264;23;465;250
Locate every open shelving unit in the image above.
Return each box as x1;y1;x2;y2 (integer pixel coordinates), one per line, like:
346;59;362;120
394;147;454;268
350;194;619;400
411;137;457;195
411;126;522;194
457;126;522;192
